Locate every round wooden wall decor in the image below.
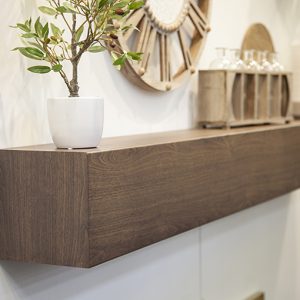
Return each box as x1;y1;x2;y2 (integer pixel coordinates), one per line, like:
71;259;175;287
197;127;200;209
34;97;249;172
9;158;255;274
241;23;275;53
117;0;211;92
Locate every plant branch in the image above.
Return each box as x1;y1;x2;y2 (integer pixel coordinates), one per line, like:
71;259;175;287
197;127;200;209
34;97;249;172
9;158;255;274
51;0;73;33
13;0;145;97
41;40;73;95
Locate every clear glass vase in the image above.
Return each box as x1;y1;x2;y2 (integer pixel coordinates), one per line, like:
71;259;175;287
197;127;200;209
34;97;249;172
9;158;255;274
259;51;273;72
228;49;246;70
209;48;230;70
243;49;260;71
270;52;284;72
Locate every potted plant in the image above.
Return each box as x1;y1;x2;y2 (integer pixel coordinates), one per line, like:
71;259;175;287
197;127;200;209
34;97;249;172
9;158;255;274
12;0;143;149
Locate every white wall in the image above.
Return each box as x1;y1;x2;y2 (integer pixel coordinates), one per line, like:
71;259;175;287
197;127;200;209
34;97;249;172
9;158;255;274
0;0;300;299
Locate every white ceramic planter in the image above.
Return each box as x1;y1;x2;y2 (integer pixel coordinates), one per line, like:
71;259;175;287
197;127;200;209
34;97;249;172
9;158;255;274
47;97;104;149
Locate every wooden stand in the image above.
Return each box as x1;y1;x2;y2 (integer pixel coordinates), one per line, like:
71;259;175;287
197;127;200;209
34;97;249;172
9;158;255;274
198;70;293;128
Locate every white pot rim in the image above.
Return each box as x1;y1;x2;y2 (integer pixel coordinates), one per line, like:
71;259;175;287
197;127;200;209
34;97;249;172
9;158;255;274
48;96;103;101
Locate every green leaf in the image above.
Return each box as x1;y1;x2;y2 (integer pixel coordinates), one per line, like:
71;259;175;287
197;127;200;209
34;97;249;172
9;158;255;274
88;45;106;53
38;6;57;16
127;51;142;61
113;54;126;66
26;47;44;57
98;0;109;9
128;1;144;10
28;42;44;51
19;48;42;60
21;33;37;38
121;25;132;31
28;66;51;74
75;25;84;42
18;47;45;60
34;17;43;37
111;52;121;70
56;6;68;13
113;1;128;9
18;47;44;60
63;2;78;13
25;18;32;30
14;23;31;32
50;23;62;37
52;64;63;72
42;23;49;39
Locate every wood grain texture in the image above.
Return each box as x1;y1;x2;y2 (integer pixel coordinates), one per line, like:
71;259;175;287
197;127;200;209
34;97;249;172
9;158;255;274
87;123;300;266
1;123;300;267
0;151;89;267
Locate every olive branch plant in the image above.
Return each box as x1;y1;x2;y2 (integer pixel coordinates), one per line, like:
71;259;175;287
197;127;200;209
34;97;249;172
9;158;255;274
12;0;144;97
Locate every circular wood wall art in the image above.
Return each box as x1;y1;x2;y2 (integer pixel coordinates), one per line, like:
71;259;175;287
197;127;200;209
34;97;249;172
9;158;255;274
241;23;275;53
117;0;211;92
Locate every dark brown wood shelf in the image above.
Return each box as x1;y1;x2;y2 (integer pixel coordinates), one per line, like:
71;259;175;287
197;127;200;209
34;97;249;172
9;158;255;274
1;122;300;268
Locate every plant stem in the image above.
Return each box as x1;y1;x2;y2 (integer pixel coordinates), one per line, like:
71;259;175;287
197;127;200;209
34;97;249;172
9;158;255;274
59;70;73;96
70;61;79;97
70;13;79;97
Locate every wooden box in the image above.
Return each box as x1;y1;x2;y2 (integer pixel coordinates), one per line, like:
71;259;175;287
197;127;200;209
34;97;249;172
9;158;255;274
198;70;293;128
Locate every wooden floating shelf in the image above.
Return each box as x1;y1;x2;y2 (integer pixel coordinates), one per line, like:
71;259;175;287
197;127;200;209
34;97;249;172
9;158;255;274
1;122;300;268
